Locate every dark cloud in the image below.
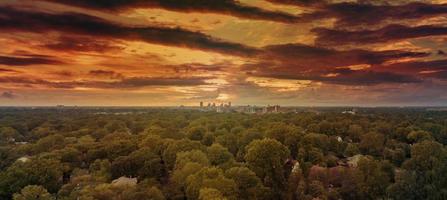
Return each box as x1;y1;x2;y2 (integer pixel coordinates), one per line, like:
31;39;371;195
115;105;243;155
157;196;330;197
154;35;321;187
89;70;124;79
313;24;447;45
266;0;326;7
243;43;429;85
0;68;19;73
325;70;422;85
371;59;447;80
0;91;16;99
44;36;123;53
0;6;260;56
252;43;429;71
0;75;211;89
0;76;62;87
268;1;447;27
52;71;74;77
314;2;447;27
424;70;447;79
375;59;447;73
250;69;422;85
44;0;300;23
168;62;227;73
0;55;63;66
61;0;432;27
258;57;447;83
107;76;211;88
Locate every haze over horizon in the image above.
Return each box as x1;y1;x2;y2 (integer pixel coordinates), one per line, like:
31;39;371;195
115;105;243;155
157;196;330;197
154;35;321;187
1;0;447;106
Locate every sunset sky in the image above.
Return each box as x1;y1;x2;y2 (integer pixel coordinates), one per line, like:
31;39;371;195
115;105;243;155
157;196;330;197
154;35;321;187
1;0;447;106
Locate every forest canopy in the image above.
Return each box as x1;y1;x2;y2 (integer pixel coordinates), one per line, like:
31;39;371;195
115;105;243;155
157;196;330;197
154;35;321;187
0;107;446;200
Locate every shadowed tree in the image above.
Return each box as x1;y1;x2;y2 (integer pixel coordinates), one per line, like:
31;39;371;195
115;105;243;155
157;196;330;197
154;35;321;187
0;158;63;199
225;166;266;200
207;144;234;167
245;138;290;198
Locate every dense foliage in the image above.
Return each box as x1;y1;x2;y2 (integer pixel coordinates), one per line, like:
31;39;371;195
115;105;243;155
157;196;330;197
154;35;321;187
0;107;446;200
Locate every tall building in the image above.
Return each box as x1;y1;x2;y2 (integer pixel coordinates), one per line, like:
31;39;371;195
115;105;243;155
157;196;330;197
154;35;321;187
200;101;203;107
263;105;280;113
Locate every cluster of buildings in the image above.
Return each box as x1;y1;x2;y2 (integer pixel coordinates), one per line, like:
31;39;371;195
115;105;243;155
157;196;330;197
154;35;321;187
199;101;232;113
263;105;281;113
236;104;282;114
197;102;283;114
342;108;357;115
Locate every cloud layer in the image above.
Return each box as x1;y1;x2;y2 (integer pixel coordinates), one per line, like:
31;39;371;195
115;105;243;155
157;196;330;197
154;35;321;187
43;0;301;23
0;6;259;56
0;0;446;106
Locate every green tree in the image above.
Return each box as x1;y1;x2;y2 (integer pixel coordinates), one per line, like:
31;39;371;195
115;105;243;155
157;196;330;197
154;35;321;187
215;133;238;155
298;146;325;165
245;139;290;198
407;130;434;143
225;167;265;199
146;186;166;200
404;140;444;172
207;144;234;167
236;130;263;161
171;162;203;188
347;124;363;142
33;134;65;154
13;185;54;200
186;126;207;141
111;148;163;180
360;132;385;156
356;157;392;199
0;127;20;143
344;143;360;157
390;140;447;199
185;167;237;200
301;133;329;152
0;158;63;199
90;159;112;181
175;150;209;170
265;123;303;158
387;170;420;200
307;180;327;199
122;186;166;200
139;134;166;155
199;188;226;200
162;139;204;170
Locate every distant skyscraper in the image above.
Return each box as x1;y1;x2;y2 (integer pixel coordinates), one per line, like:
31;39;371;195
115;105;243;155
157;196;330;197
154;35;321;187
200;101;203;107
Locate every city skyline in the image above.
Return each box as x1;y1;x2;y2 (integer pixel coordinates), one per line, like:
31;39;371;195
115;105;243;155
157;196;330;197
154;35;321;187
1;0;447;106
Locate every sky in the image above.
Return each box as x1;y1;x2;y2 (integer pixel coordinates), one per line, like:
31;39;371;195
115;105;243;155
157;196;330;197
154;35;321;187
0;0;447;106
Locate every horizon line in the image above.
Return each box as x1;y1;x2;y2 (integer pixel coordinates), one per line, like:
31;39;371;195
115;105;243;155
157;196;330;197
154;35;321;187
1;105;447;108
